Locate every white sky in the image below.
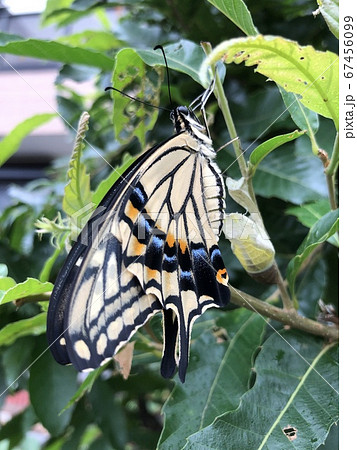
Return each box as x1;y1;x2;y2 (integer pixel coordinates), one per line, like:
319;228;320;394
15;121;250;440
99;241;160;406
3;0;47;15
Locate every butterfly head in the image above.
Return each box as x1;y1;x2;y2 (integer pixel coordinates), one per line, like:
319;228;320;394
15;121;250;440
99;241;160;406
170;106;211;145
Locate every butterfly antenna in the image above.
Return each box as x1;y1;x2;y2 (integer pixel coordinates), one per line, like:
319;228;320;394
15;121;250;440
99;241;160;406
154;45;173;107
104;86;169;112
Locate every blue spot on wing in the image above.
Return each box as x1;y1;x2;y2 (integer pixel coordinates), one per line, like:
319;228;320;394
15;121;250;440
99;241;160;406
180;270;191;279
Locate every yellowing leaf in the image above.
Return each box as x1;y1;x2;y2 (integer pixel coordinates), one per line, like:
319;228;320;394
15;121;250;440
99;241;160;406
202;35;339;128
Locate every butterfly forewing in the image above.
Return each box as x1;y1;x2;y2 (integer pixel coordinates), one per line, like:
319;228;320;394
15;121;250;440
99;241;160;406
47;105;230;382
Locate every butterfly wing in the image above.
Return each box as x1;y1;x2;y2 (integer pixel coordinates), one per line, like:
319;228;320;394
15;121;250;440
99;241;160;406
47;132;229;381
47;138;171;366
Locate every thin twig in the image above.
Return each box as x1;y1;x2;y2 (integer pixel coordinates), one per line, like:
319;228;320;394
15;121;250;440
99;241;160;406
229;286;339;341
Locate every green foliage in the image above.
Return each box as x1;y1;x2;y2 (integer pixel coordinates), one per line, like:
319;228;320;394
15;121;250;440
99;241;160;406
0;0;338;448
0;313;47;346
0;278;53;305
0;114;56;167
287;209;339;300
253;144;328;204
207;0;258;36
0;32;113;70
186;332;338;449
249;129;305;175
29;349;78;436
159;310;266;448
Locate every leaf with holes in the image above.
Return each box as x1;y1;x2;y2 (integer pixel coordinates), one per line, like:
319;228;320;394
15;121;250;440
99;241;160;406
202;35;339;128
111;48;162;148
186;332;338;449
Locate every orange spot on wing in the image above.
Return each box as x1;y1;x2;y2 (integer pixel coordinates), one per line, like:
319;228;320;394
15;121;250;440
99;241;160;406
216;268;228;285
166;233;175;248
125;201;139;222
179;240;187;253
146;267;159;281
131;236;145;256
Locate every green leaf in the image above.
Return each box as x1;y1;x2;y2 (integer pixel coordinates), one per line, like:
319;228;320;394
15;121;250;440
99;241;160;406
56;30;122;51
287;209;339;299
0;313;47;346
88;378;128;448
278;87;320;154
62;112;93;220
159;310;266;449
296;258;328;319
0;278;53;305
92;156;136;207
203;35;339;128
253;142;328;204
286;200;338;246
0;32;113;70
39;233;68;282
137;40;208;86
0;114;56;167
187;332;338;449
286;200;331;227
249;130;305;174
111;48;162;148
316;0;339;38
0;277;17;291
60;363;109;414
29;347;78;436
41;0;72;26
2;337;36;386
207;0;258;36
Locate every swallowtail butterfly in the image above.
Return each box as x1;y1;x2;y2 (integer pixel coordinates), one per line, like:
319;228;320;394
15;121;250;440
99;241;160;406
47;83;230;382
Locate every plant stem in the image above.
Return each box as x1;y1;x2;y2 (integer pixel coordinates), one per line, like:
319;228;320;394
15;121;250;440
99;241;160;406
229;286;339;341
275;265;295;310
201;41;248;178
326;172;338;210
325;132;339;210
